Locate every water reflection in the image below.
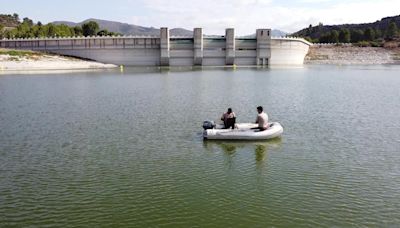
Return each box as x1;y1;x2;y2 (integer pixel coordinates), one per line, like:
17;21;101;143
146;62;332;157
255;144;267;162
203;138;282;169
115;66;275;75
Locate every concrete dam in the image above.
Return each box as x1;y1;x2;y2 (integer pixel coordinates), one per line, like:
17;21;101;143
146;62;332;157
0;28;312;67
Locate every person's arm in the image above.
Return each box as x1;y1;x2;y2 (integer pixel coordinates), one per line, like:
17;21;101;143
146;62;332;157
255;115;259;124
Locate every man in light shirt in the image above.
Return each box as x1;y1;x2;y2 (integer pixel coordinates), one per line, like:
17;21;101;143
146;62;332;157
252;106;269;131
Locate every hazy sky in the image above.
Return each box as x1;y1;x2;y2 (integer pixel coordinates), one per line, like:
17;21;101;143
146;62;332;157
3;0;400;34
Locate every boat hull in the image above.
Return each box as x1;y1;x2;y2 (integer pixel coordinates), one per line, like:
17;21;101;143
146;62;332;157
204;122;283;140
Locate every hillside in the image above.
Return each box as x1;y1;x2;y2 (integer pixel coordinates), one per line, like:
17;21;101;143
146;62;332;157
293;15;400;42
52;19;193;36
53;18;287;37
0;14;20;27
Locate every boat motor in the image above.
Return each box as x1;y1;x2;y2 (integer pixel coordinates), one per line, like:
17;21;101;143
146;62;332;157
202;120;216;130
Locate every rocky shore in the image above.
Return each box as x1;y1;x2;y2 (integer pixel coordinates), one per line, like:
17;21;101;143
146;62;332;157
0;49;116;73
305;45;400;65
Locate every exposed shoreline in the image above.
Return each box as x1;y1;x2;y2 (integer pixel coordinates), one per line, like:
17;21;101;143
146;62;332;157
305;45;400;65
0;49;117;73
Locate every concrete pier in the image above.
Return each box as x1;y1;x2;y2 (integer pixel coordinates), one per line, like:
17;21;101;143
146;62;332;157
160;27;170;66
193;28;203;66
225;28;235;65
256;29;271;66
0;27;311;67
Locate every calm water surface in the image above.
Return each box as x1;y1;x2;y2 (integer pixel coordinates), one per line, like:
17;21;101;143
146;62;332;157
1;66;400;227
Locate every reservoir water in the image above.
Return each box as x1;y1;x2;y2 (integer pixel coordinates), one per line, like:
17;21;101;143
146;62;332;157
1;65;400;227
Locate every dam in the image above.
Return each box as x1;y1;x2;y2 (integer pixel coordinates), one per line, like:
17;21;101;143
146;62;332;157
0;28;312;67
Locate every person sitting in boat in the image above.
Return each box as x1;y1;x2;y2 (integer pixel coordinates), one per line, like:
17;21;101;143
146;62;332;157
252;106;269;131
221;108;236;129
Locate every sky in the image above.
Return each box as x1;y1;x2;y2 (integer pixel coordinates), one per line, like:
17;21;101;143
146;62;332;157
2;0;400;35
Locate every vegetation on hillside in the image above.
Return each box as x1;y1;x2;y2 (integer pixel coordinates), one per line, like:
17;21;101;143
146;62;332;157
0;48;40;56
0;48;48;61
0;13;20;27
293;15;400;46
0;13;122;39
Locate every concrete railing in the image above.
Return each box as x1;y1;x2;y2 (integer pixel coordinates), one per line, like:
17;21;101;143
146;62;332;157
1;35;160;41
312;43;353;46
272;36;313;46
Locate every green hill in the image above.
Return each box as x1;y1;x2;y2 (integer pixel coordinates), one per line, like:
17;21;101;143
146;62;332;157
293;15;400;44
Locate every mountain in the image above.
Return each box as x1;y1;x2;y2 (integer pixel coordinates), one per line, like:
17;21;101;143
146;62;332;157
170;28;194;36
293;15;400;39
52;19;288;37
271;29;288;37
240;29;288;38
52;18;193;36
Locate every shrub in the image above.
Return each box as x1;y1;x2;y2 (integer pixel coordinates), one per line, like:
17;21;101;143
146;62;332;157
355;41;370;47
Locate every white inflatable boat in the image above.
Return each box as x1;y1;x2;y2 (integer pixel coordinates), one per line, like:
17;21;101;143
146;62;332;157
202;121;283;140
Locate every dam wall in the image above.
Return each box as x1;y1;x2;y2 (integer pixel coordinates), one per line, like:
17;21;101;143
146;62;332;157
271;38;311;65
0;28;312;67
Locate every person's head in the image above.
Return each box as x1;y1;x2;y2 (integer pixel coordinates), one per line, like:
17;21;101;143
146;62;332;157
257;106;263;114
227;108;232;114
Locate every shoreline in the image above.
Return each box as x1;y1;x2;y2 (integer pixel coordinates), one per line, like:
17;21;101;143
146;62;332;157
305;45;400;65
0;49;117;74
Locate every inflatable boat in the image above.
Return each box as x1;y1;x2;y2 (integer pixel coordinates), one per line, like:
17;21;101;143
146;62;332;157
202;121;283;140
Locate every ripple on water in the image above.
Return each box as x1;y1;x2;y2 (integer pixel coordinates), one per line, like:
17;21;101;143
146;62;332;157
1;67;400;227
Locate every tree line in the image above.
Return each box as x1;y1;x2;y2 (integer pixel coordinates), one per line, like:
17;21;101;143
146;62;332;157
297;20;399;46
0;14;121;39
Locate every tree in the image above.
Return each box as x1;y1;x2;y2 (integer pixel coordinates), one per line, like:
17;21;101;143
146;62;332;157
16;23;31;38
73;26;83;36
37;21;42;26
36;25;48;37
318;22;323;31
319;33;330;43
69;27;76;36
22;17;34;27
13;13;19;21
5;29;18;39
330;30;339;43
350;29;364;43
307;24;313;35
386;21;398;39
97;29;110;36
47;23;56;37
339;28;351;43
96;29;121;36
364;27;375;41
0;24;4;39
319;30;339;43
374;28;382;39
82;21;99;36
57;24;73;37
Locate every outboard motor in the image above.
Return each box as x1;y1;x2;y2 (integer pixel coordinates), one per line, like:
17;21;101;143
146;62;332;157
202;120;216;130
